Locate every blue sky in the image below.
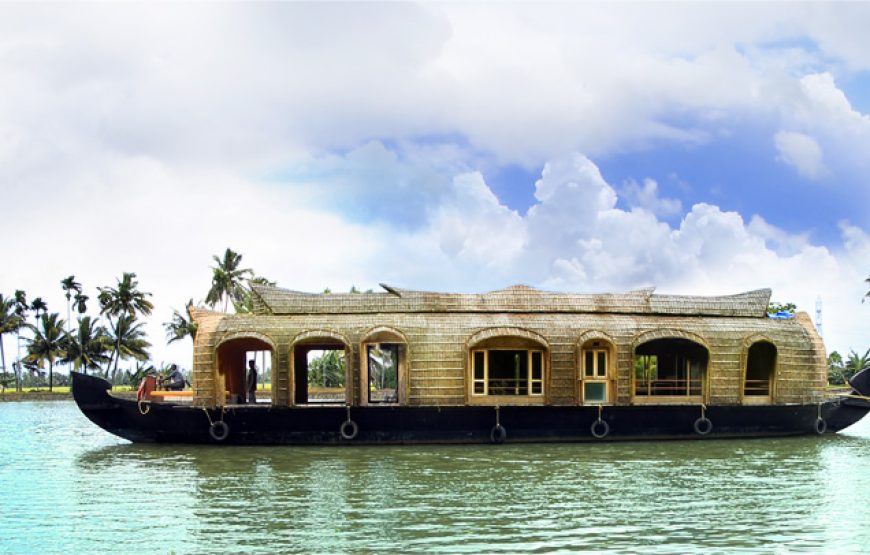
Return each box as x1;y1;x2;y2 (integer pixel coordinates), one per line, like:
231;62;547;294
0;2;868;367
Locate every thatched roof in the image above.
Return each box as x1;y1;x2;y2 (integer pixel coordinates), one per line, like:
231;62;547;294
250;284;771;318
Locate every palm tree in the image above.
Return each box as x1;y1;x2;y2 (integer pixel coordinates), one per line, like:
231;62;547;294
24;312;66;391
13;290;28;391
865;275;869;303
14;290;27;314
233;276;276;314
164;300;198;345
73;292;89;315
206;248;252;312
61;276;82;326
28;297;49;387
98;273;153;379
846;348;870;380
61;276;82;374
126;360;158;388
0;294;24;381
308;350;346;388
97;272;154;320
106;315;151;382
62;316;112;375
31;297;47;321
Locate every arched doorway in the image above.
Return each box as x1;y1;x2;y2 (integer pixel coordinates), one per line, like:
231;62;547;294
744;340;776;401
216;335;274;405
360;327;408;406
291;331;352;405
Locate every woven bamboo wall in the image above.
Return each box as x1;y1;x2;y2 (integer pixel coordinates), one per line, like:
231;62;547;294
190;303;826;409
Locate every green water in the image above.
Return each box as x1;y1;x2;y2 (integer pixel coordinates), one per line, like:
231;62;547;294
1;402;869;554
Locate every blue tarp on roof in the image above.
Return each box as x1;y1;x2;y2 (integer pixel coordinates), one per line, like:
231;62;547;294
767;311;794;320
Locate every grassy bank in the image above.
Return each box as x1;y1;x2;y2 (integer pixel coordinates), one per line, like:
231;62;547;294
0;390;73;401
0;385;134;402
0;384;275;401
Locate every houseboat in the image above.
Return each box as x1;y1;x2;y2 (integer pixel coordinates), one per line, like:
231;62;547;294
72;284;870;444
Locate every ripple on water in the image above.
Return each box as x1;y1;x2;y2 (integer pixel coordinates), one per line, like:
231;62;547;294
1;402;869;553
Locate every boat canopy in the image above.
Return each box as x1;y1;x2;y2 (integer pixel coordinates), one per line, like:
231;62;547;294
251;284;772;318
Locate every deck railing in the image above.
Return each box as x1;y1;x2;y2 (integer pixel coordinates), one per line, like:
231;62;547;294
487;378;529;396
743;379;770;396
307;386;346;403
635;378;702;396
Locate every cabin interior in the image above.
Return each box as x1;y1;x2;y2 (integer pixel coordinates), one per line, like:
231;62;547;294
216;337;273;403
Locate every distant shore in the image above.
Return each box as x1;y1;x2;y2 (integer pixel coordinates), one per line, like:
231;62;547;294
0;392;73;402
0;384;133;402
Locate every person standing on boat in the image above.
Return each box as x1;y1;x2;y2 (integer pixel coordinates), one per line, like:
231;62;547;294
246;360;257;404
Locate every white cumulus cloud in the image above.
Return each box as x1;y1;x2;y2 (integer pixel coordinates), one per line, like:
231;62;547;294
620;178;683;218
416;154;866;355
774;130;827;179
1;3;869;371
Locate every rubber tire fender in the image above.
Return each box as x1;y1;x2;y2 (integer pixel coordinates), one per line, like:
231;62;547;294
590;418;610;439
490;424;507;444
814;417;827;435
209;421;230;441
340;420;359;440
694;416;713;436
693;417;713;436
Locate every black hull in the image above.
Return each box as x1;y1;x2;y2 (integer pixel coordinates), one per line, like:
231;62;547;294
72;372;870;445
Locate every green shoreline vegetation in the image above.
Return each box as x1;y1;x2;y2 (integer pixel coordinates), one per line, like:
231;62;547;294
2;253;868;396
0;383;276;402
0;248;265;395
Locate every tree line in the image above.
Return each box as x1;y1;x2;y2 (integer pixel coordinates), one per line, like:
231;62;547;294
828;348;870;386
0;272;153;391
0;248;272;391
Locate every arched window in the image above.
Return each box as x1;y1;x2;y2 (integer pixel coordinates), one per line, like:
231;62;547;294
633;337;708;400
467;329;548;405
360;327;408;406
579;337;614;405
215;334;274;405
744;341;776;400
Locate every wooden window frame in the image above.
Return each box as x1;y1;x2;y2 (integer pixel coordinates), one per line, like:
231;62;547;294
580;347;610;405
468;348;545;405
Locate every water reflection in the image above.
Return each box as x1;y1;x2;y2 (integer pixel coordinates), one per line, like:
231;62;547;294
2;401;868;554
69;433;870;554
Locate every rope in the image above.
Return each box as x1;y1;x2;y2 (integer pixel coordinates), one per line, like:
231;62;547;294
490;406;506;444
203;406;227;425
597;404;603;421
346;404;352;422
137;400;150;415
202;407;214;426
701;403;706;419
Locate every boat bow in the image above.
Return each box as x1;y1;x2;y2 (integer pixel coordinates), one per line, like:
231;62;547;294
849;366;870;398
71;371;118;410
